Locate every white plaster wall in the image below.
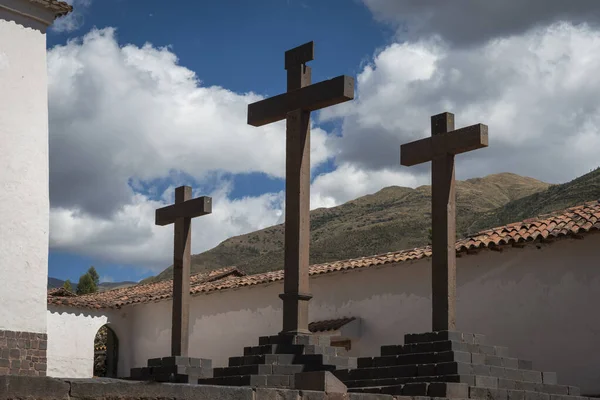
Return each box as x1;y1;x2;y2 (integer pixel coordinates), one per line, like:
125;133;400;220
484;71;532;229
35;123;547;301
46;306;129;378
121;235;600;393
0;11;51;333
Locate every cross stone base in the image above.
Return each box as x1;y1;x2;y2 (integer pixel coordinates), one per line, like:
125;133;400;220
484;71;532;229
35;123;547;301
333;331;587;400
130;356;213;383
198;334;357;389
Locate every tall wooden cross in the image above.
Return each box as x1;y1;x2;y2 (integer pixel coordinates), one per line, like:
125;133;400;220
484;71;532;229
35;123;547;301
247;41;354;335
400;112;488;332
155;186;212;356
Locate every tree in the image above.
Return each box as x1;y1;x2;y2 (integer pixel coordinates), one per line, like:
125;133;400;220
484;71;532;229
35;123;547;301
63;279;73;292
76;273;97;295
88;266;100;287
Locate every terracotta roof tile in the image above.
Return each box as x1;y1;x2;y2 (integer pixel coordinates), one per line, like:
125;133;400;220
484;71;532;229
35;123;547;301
48;200;600;310
47;267;245;309
309;317;356;333
29;0;73;17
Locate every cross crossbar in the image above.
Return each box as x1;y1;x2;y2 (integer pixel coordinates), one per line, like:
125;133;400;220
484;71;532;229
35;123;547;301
247;75;354;127
155;196;212;226
400;123;488;167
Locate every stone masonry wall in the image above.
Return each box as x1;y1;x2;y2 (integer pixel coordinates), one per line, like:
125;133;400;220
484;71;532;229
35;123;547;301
0;330;47;376
0;376;386;400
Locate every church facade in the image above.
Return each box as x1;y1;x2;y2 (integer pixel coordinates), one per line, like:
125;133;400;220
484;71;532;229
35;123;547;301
47;201;600;394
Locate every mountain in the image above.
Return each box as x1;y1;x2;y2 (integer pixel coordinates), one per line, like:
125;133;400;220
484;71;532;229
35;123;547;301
47;278;137;292
144;172;554;283
466;167;600;235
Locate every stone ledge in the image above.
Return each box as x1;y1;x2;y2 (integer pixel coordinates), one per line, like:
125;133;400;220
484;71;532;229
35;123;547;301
0;375;398;400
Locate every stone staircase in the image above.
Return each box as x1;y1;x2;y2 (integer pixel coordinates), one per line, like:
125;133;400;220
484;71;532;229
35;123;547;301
198;334;357;389
333;331;587;399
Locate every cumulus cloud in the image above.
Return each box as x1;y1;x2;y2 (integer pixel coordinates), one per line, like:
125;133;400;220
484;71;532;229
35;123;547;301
46;28;336;270
47;28;331;218
362;0;600;48
51;0;92;33
321;22;600;185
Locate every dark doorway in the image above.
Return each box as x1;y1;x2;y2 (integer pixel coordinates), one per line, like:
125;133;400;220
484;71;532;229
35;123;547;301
94;325;119;377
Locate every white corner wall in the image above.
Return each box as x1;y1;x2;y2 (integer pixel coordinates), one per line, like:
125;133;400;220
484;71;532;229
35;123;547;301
119;235;600;394
46;306;128;378
0;14;51;333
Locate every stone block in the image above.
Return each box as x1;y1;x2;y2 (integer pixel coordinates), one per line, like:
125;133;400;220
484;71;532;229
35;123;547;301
161;356;190;366
567;386;580;396
522;370;543;383
428;382;469;397
348;393;394;400
295;371;347;393
402;382;428;396
417;363;436;376
518;360;534;370
436;361;472;376
473;353;487;365
0;375;70;400
301;390;328;400
442;374;476;385
274;365;304;375
523;391;550;400
542;372;558;385
380;345;402;356
266;374;291;388
470;387;508;400
255;388;301;400
476;375;499;388
495;347;511;357
357;357;373;368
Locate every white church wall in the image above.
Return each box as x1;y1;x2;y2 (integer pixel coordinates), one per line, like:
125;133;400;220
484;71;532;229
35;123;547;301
0;4;55;334
58;235;599;392
46;306;128;378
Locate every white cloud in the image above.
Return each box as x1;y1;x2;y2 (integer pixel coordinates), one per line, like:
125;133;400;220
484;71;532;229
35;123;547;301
100;275;114;283
47;18;600;274
321;22;600;185
51;0;92;33
362;0;600;48
48;28;331;218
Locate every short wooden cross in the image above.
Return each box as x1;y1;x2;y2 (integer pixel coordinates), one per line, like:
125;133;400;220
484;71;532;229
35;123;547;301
400;112;488;332
247;41;354;335
155;186;212;356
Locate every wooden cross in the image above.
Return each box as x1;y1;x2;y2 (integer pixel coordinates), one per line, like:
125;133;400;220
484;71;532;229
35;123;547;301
247;41;354;335
155;186;212;356
400;112;488;332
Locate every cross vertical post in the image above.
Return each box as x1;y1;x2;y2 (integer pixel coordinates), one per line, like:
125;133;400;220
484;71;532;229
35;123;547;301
400;112;488;332
172;186;192;356
155;186;213;356
280;48;313;335
430;113;457;332
247;41;354;336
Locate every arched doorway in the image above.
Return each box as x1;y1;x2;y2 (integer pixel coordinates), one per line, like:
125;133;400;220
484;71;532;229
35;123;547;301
94;325;119;377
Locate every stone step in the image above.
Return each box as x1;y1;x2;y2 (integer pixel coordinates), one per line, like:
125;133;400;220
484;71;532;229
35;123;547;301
380;340;512;359
358;350;524;370
293;354;357;370
198;374;294;388
243;343;347;357
228;354;296;367
214;364;304;378
469;387;584;400
348;382;470;397
334;362;553;382
404;331;487;345
342;374;572;395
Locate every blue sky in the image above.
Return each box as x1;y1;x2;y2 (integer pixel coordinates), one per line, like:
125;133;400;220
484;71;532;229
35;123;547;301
46;0;393;284
45;0;600;285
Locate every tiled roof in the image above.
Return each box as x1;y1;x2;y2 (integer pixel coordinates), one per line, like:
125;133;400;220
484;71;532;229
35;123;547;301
48;267;246;309
48;200;600;310
309;317;356;333
29;0;73;17
48;287;76;297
